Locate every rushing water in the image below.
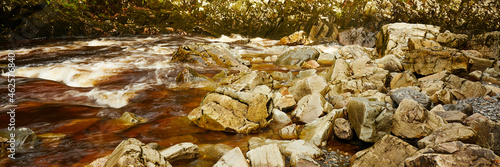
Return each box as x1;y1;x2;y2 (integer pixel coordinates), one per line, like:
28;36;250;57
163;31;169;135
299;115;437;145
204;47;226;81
0;34;361;166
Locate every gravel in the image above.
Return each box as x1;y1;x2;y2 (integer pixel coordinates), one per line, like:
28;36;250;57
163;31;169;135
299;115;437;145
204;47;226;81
456;92;500;122
316;148;351;167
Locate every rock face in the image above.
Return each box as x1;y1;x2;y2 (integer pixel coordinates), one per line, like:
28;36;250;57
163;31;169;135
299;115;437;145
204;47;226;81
289;75;328;102
403;47;469;76
159;142;198;162
292;93;332;124
171;43;247;68
299;109;343;146
350;134;418;167
339;27;377;48
417;123;477;149
275;47;320;66
347;97;393;143
390;88;431;109
213;147;249;167
246;144;285;167
376;23;441;58
104;138;172;167
392;99;447;139
403;141;500;167
333;118;353;140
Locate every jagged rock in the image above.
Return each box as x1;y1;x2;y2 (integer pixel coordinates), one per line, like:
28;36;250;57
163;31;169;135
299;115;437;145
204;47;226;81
213;147;249;167
347;97;393;143
403;141;500;167
470;31;500;60
297;69;318;78
289;75;328;102
283;140;323;158
307;18;339;44
273;87;296;111
390;87;431;109
350;134;418;167
251;57;263;64
430;105;467;123
248;137;290;150
443;74;490;100
104;138;172;167
272;109;291;125
88;155;109;167
468;70;483;81
299;109;343;146
329;59;351;82
333;118;353;140
275;47;320;66
338;45;374;60
246;144;285;167
213;69;229;80
171;43;247;68
146;143;160;150
463;52;495;72
276;31;311;46
159;142;198;162
292;93;332;124
465;113;500;155
279;124;298;140
175;67;214;83
418;123;477;148
374;54;403;72
436;30;468;48
227;70;273;91
198;144;233;161
392;99;447;139
290;153;320;167
317;52;338;65
390;71;419;90
403;47;469;76
118;112;147;124
338;27;377;48
442;103;473;116
0;127;37;153
376;23;441;58
301;60;320;69
270;71;294;81
407;37;441;51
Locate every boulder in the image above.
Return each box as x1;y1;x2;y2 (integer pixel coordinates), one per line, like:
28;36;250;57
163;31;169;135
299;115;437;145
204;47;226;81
159;142;198;162
407;37;441;51
198;144;233;161
289;75;328;102
403;141;500;167
248;137;290;151
290;153;320;167
333;118;353;140
292;93;332;124
175;67;214;83
329;59;351;82
272;109;292;125
403;47;469;76
390;87;431;109
392;99;447;139
275;47;320;66
88;155;109;167
443;74;490;100
338;27;377;48
213;147;249;167
279;124;298;140
436;30;468;48
246;144;285;167
301;60;320;69
469;31;500;60
317;52;338;65
338;45;374;60
417;123;477;148
227;70;273;91
347;97;393;143
299;109;343;146
104;138;172;167
171;43;247;68
430;105;467;123
282;140;323;158
465;113;500;155
273;87;296;111
276;31;311;46
442;103;473;116
350;134;418;167
466;54;495;72
374;54;403;72
389;71;419;90
376;23;441;58
307;18;339;44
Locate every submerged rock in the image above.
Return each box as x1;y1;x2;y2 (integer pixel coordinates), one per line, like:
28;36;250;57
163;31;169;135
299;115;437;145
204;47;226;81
0;127;37;153
175;67;214;84
118;112;147;124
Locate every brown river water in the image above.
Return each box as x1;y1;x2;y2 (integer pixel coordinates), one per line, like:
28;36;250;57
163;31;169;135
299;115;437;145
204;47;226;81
0;35;362;166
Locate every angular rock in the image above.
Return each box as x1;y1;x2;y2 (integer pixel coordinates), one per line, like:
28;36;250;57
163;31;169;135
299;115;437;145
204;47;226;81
390;87;431;109
276;31;311;46
390;71;419;90
347;97;393;143
403;47;469;76
198;144;233;161
470;31;500;60
275;47;320;66
374;54;403;72
392;99;447;139
443;74;490;100
282;140;323;158
418;123;477;148
175;67;214;83
88;155;109;167
104;138;172;167
436;30;468;48
465;113;500;155
317;52;338;65
407;37;441;51
248;137;291;151
272;109;291;125
329;59;351;82
273;87;296;111
172;43;247;68
403;141;500;167
350;134;418;167
338;45;374;60
213;147;249;167
442;103;473;116
301;60;320;69
228;70;273;91
118;112;147;124
289;75;328;101
299;109;343;146
376;23;441;58
339;27;377;48
307;19;339;44
279;124;298;140
333;118;353;140
430;105;467;123
246;144;285;167
290;153;320;167
292;93;332;124
159;142;198;162
466;54;495;72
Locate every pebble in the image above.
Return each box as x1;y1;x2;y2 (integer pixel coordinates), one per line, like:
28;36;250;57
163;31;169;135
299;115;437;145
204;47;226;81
457;91;500;122
316;148;351;167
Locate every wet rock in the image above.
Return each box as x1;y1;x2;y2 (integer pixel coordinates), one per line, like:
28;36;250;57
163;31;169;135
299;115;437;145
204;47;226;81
333;118;353;140
390;87;431;109
403;47;469;76
418;123;477;149
317;52;337;65
275;47;320;66
172;43;247;68
289;75;328;102
175;67;214;83
159;142;198;162
118;112;147;124
374;54;403;72
338;27;377;48
282;140;323;159
227;70;273;91
347;97;393;143
470;31;500;60
213;147;249;167
248;137;291;151
246;144;285;167
273;87;296;111
276;31;311;46
436;30;468;48
290;153;320;167
350;134;418;167
37;133;66;148
279;124;298;140
301;60;320;69
213;69;230;80
407;37;441;51
390;71;419;90
198;144;233;161
104;138;171;167
292;93;332;124
0;127;37;153
299;109;343;146
272;109;291;125
465;113;500;155
430;105;467;123
442;103;473;116
392;99;447;139
403;141;500;167
376;23;441;58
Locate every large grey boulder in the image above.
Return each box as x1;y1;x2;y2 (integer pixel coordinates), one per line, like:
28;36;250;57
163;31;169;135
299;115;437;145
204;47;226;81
104;138;172;167
390;87;431;109
275;47;321;66
347;97;393;143
350;134;418;167
392;99;447;139
213;147;249;167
